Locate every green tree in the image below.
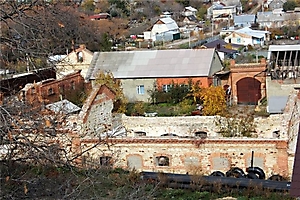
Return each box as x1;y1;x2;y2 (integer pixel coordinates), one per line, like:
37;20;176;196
175;0;190;7
283;0;297;11
99;33;113;51
95;71;127;113
196;6;207;20
80;0;96;14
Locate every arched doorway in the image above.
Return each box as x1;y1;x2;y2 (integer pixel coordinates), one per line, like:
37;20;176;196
237;77;261;104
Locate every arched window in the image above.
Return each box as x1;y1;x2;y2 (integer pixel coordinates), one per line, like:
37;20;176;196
77;52;83;63
155;156;170;166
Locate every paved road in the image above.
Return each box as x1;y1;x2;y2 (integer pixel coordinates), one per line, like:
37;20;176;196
165;37;195;48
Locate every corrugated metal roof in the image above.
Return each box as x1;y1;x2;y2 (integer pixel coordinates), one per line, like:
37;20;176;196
46;99;81;114
235;27;269;39
234;14;256;24
267;96;288;114
291;124;300;197
159;18;179;31
86;49;217;80
204;39;238;54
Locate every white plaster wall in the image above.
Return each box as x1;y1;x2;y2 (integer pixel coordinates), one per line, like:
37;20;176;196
121;79;156;103
121;115;284;139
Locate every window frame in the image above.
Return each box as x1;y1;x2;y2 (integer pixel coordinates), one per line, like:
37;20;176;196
162;84;171;93
136;85;145;95
100;156;112;166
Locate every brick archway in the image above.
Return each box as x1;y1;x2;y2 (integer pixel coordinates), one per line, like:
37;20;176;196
237;77;261;104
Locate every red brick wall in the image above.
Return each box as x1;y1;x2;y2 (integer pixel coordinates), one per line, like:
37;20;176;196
227;59;267;104
25;71;87;105
156;77;213;89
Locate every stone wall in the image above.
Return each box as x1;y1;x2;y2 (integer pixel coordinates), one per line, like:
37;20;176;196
121;115;284;139
76;88;300;180
81;138;289;179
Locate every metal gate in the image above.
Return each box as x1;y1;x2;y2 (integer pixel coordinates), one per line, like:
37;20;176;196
237;77;261;104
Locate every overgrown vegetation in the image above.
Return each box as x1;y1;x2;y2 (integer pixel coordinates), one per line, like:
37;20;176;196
95;71;128;113
0;163;293;200
215;105;257;137
0;164;156;199
127;81;227;117
126;99;196;117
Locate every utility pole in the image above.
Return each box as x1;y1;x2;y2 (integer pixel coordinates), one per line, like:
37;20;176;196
189;30;191;48
211;19;214;37
256;50;258;63
188;23;191;48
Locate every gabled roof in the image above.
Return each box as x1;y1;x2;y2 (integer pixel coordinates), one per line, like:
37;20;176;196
235;27;269;39
203;39;239;54
184;6;197;12
78;84;115;124
234;14;256;24
212;1;226;8
256;11;287;22
185;15;198;22
86;49;219;81
155;18;179;31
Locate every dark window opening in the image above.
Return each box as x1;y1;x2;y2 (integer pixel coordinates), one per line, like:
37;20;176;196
195;131;208;138
134;131;146;136
77;52;83;63
161;133;178;137
48;88;54;96
100;156;112;166
71;81;75;90
156;156;170;166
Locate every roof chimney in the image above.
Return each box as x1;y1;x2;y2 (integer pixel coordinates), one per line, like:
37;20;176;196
79;44;86;49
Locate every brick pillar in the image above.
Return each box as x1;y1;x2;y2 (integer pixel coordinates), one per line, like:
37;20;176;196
230;59;235;67
276;141;289;177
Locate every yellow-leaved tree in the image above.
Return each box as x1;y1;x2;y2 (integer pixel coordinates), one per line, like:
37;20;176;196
95;71;127;113
193;85;227;116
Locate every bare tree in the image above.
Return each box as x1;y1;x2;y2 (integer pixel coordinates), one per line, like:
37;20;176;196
0;1;163;198
0;1;106;71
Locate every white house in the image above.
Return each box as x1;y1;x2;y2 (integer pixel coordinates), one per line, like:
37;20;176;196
207;2;237;19
224;27;270;46
55;44;94;79
143;18;180;42
182;6;197;17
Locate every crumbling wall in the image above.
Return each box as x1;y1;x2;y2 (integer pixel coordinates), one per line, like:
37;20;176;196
81;138;289;179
